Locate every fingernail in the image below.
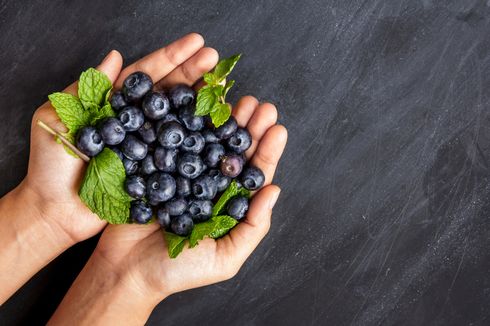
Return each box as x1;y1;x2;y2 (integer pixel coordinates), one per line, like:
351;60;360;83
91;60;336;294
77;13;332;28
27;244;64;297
268;189;281;209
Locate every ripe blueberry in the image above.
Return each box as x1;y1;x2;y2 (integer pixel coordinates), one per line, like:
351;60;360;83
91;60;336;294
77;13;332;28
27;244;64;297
130;200;153;224
220;153;244;178
98;117;126;145
138;121;157;144
192;175;217;200
240;166;265;190
154;147;178;173
208;169;231;192
158;121;186;149
120;135;148;161
123;72;153;102
156;113;179;133
76;126;104;157
227;127;252;154
178;105;204;131
181;132;205;154
123;158;139;175
169;84;195;109
177;153;205;179
188;199;213;222
227;196;249;220
118;106;145;131
111;147;124;161
125;175;146;199
146;172;176;203
202;143;225;168
140;154;158;175
110;91;128;111
176;176;192;197
165;197;188;216
156;207;171;228
170;213;194;236
202;129;219;143
142;91;170;120
214;116;237;140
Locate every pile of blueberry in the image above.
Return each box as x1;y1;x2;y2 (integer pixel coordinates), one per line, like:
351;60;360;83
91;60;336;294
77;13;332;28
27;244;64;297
75;71;265;236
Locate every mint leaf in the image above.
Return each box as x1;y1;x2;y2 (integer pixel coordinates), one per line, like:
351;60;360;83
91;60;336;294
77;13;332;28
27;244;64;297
78;68;112;110
165;232;187;258
212;180;250;217
210;103;231;128
223;80;235;98
189;219;216;248
195;85;218;116
209;215;238;238
90;103;116;125
79;148;132;224
203;72;216;85
212;54;241;83
48;93;92;138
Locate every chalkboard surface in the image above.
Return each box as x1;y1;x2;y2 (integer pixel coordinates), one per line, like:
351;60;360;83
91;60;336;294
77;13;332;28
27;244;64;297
1;1;489;325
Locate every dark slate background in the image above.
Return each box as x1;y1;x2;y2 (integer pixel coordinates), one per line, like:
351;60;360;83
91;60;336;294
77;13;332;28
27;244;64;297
1;0;490;325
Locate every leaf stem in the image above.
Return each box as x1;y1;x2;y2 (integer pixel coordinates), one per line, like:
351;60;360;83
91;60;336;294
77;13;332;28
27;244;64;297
36;120;90;162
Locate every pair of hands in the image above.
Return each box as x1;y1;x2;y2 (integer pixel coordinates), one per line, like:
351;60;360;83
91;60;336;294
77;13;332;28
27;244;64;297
24;33;287;315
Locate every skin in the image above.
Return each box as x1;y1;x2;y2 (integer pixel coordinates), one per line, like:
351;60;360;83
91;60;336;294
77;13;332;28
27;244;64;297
0;33;287;324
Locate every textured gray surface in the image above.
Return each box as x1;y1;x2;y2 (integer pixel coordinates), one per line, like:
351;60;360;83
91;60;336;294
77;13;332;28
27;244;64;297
1;0;490;325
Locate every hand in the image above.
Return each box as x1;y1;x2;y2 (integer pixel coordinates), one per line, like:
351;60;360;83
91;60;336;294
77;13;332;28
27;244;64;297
48;34;287;325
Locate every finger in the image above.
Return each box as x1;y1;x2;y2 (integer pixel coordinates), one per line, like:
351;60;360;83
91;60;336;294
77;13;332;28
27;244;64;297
250;124;288;186
115;33;204;89
62;50;123;96
232;96;259;127
219;185;281;263
155;47;219;89
245;103;278;159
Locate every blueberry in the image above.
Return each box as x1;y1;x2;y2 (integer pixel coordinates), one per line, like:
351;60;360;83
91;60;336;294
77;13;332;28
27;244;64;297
227;196;249;220
202;143;225;168
138;121;157;144
76;126;104;157
120;135;148;161
158;121;186;149
181;132;205;154
240;166;265;190
142;91;170;120
165;197;188;216
156;207;171;228
177;153;205;179
123;158;139;175
214;116;237;140
130;200;153;224
220;153;244;178
156;114;179;133
123;71;153;102
227;128;251;154
202;129;219;143
111;147;124;161
169;84;196;109
125;175;146;199
208;169;231;192
176;176;192;197
146;173;176;203
154;147;178;173
140;154;158;175
178;105;204;131
110;91;128;111
118;106;145;131
170;213;194;236
188;199;213;222
192;175;217;200
98;117;126;145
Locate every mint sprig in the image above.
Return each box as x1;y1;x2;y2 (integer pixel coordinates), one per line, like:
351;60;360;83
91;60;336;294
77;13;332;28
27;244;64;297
195;54;241;127
164;180;249;258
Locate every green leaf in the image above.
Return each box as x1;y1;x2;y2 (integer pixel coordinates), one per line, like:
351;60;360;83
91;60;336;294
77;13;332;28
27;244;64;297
212;180;250;217
203;72;216;85
78;68;112;111
48;92;92;138
164;232;187;258
79;148;132;224
212;54;241;83
223;79;235;98
209;215;238;239
195;85;218;116
210;102;231;128
189;219;216;248
90;103;116;125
